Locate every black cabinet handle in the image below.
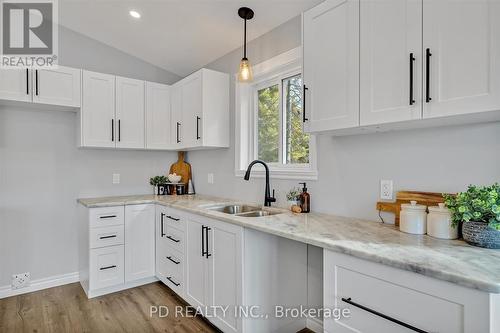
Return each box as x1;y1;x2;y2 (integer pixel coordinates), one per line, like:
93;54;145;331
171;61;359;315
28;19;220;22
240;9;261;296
111;119;114;142
166;276;180;286
35;70;39;96
118;119;121;142
99;215;117;219
166;235;180;243
196;116;201;140
99;265;117;271
409;53;416;105
176;122;181;143
303;85;309;122
166;215;180;222
160;213;165;237
99;235;117;240
425;48;432;103
166;256;180;265
26;69;29;95
341;298;428;333
201;225;206;257
205;226;211;259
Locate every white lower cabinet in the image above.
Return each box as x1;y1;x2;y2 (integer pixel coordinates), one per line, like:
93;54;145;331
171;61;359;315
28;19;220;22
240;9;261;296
324;250;500;333
79;204;156;298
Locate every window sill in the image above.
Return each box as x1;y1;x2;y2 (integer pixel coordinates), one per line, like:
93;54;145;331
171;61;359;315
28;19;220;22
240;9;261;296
235;167;318;181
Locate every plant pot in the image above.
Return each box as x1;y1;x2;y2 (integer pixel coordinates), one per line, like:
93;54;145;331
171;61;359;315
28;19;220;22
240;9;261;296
462;221;500;249
287;200;299;208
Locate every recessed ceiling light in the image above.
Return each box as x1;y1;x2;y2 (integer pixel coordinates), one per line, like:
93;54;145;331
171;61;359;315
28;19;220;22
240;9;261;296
129;10;141;19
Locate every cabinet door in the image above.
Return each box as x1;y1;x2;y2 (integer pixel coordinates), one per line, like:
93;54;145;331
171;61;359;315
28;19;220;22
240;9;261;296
207;219;243;333
360;0;422;126
423;0;500;118
116;77;145;149
170;83;184;149
124;204;155;282
181;72;202;148
145;82;171;149
33;66;81;107
303;0;359;133
0;68;31;102
81;71;115;148
185;218;208;308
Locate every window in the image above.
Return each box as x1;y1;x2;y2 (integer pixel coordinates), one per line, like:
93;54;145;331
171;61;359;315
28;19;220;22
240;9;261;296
235;47;317;180
256;74;310;165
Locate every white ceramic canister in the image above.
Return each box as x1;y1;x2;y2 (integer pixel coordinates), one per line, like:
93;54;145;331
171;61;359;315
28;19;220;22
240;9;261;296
427;203;458;239
400;201;427;235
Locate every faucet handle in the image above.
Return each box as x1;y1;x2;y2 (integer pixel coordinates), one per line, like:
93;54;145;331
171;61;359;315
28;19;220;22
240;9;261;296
269;189;276;202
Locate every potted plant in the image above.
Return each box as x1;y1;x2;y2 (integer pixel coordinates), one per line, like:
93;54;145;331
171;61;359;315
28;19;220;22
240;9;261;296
444;184;500;249
286;187;301;207
149;176;168;195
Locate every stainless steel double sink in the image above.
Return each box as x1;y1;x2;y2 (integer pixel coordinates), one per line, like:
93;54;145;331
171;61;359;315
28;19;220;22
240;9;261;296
206;204;282;218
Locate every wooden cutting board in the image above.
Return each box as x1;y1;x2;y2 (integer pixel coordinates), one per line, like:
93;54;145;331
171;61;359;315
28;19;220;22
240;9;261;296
376;191;453;226
169;151;191;184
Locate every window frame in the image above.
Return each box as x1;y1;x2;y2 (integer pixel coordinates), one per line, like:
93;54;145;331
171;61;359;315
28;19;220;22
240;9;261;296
235;47;318;180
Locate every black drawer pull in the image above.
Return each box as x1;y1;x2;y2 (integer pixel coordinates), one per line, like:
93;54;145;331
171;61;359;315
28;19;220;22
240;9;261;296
409;53;416;105
425;48;432;103
167;215;180;222
99;235;117;240
26;69;29;95
160;213;166;237
341;298;428;333
166;256;180;265
166;276;180;286
99;265;117;271
166;235;180;243
99;215;117;219
303;85;309;122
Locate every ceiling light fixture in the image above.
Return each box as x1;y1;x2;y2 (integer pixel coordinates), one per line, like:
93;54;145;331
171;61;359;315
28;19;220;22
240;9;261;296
237;7;254;83
129;10;141;19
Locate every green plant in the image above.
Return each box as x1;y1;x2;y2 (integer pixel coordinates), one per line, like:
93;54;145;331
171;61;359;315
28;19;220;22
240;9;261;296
286;187;301;202
149;176;168;186
444;183;500;230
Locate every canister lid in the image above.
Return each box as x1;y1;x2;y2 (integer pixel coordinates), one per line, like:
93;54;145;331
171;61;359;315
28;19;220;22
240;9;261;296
428;203;450;213
401;200;427;211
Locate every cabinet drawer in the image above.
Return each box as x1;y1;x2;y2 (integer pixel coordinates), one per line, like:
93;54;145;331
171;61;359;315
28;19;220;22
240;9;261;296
162;225;184;253
89;245;124;290
331;266;463;333
89;225;124;249
163;248;184;279
160;209;184;231
163;272;183;295
90;206;124;228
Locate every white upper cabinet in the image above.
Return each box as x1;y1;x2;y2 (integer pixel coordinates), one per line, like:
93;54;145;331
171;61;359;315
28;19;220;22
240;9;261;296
145;82;171;150
303;0;360;133
124;204;155;282
0;68;31;102
423;0;500;119
171;68;229;150
32;66;81;107
80;70;116;148
360;0;422;126
115;77;145;149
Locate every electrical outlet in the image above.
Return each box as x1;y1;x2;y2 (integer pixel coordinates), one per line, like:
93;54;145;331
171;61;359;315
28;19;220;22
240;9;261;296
207;173;214;184
380;180;393;200
113;173;120;184
12;272;30;290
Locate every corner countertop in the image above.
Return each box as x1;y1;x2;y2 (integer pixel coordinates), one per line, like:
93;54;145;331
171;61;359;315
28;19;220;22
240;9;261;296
78;194;500;294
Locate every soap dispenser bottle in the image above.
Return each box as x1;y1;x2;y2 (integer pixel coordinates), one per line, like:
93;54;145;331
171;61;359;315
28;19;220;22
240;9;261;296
299;182;310;213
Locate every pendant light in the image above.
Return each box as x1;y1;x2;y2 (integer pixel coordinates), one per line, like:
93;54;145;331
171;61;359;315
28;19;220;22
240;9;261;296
237;7;254;82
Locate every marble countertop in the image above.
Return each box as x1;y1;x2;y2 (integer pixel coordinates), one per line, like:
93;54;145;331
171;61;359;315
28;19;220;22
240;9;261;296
78;194;500;294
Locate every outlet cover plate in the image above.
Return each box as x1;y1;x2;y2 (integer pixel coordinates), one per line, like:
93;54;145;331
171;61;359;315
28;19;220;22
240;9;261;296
12;272;31;289
113;173;120;184
380;180;393;200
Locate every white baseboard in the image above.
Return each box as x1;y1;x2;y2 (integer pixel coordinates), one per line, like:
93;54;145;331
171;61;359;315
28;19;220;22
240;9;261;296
86;276;158;298
0;272;79;299
306;317;324;333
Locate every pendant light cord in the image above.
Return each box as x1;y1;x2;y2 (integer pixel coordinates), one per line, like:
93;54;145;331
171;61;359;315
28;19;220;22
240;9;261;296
243;18;247;58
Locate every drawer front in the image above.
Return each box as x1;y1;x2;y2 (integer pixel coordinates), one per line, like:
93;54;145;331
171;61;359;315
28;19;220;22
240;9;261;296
89;245;124;290
90;225;124;249
90;206;124;228
162;224;184;253
331;266;463;333
159;207;185;231
163;247;184;279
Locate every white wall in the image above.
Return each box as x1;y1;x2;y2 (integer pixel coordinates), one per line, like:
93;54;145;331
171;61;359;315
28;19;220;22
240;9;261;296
0;27;179;287
187;15;500;317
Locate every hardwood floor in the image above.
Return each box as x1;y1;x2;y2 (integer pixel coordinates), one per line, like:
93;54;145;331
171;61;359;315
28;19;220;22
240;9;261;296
0;282;219;333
